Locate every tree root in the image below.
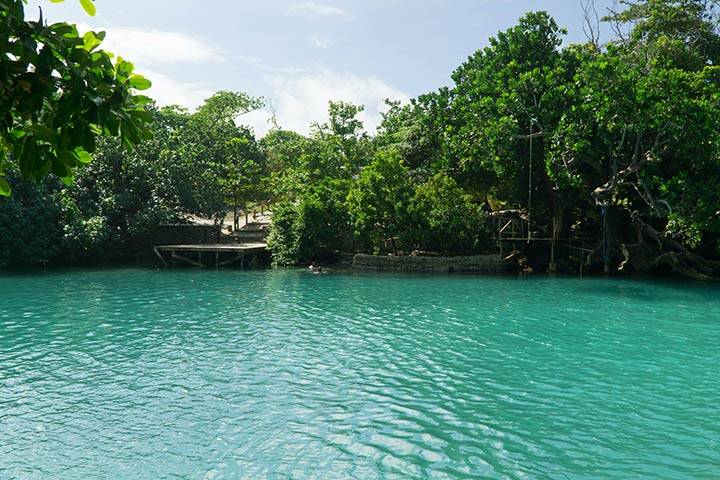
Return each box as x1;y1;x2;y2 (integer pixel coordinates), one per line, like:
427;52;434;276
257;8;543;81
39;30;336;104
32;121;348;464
619;217;720;281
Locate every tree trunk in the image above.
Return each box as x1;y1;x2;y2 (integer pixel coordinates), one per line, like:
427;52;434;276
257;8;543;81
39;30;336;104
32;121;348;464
619;217;720;280
390;236;399;256
535;135;564;273
233;195;239;231
549;209;563;273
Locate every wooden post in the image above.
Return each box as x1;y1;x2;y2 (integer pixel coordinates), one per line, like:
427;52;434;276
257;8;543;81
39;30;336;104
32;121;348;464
549;211;563;274
153;247;168;268
498;218;503;259
215;251;219;269
549;217;557;273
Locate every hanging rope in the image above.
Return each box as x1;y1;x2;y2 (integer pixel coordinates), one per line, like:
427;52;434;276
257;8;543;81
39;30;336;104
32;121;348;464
527;121;533;243
602;206;608;265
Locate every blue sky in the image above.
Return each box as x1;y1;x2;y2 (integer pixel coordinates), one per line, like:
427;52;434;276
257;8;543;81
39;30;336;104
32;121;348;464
27;0;616;135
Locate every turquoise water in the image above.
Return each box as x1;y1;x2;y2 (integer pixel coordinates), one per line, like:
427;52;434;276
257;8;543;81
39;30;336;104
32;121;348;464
0;269;719;479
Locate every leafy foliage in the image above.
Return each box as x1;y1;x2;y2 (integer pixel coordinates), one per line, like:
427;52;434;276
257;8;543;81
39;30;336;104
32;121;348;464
267;178;351;265
265;102;369;264
163;91;265;221
3;0;720;278
0;176;62;267
605;0;720;67
347;150;415;255
0;0;152;195
411;174;492;254
0;94;266;265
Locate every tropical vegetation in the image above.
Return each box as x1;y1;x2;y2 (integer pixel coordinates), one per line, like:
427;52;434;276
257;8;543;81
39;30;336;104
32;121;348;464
2;0;720;280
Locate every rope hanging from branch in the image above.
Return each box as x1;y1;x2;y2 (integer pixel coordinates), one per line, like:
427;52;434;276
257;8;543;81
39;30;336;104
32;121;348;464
528;121;533;243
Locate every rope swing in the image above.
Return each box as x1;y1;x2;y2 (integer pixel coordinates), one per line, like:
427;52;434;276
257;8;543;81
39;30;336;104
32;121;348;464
527;120;533;243
601;206;609;272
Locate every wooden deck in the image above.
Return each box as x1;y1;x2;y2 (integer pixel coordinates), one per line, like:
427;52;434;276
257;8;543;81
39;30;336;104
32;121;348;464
153;243;268;268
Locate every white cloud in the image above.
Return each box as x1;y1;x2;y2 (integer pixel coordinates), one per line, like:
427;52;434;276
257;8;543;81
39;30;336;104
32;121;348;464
74;24;219;110
242;109;278;136
77;23;224;65
139;70;213;110
286;2;350;18
310;34;332;49
239;70;410;137
238;56;307;75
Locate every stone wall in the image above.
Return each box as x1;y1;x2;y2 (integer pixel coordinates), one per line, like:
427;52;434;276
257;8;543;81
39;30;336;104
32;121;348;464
352;254;514;274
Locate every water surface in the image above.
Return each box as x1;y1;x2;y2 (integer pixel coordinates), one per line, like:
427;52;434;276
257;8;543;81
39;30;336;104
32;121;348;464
1;269;718;479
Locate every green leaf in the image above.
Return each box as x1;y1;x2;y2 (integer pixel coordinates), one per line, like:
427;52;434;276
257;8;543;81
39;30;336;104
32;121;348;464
72;147;93;164
0;177;10;197
83;31;102;51
128;75;152;90
115;58;135;78
9;129;26;140
49;23;76;36
52;158;69;178
78;0;96;16
60;150;79;167
28;125;58;144
130;109;153;122
133;95;154;106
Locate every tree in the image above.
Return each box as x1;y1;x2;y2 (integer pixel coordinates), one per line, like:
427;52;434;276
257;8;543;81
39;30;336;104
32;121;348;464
194;91;264;226
552;2;720;278
158;92;264;223
267;178;351;265
0;0;153;196
347;150;415;255
448;11;579;269
0;176;63;267
265;101;376;265
376;92;450;183
261;129;313;203
605;0;720;67
410;173;491;254
222;136;265;230
308;101;374;180
62;108;187;259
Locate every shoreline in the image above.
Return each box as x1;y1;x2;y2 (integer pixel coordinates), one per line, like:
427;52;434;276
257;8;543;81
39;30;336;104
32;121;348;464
0;255;715;284
351;253;514;274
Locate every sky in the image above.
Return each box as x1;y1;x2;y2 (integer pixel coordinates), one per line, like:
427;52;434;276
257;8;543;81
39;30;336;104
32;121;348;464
26;0;617;136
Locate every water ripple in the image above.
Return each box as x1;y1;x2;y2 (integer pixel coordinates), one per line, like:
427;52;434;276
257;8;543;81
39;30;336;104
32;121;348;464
0;269;719;479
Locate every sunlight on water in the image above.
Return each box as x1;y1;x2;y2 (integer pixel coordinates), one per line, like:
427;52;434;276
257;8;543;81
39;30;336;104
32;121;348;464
1;269;719;479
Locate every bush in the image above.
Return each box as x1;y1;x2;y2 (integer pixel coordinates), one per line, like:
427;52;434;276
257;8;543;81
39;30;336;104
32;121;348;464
411;173;492;254
346;150;415;254
0;177;63;267
268;179;351;265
